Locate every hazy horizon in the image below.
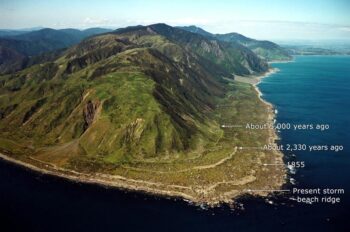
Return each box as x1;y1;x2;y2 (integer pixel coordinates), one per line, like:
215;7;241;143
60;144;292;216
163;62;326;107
1;0;350;41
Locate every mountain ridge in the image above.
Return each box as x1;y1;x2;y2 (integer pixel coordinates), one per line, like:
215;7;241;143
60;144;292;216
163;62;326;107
114;23;269;75
180;25;292;61
0;27;113;74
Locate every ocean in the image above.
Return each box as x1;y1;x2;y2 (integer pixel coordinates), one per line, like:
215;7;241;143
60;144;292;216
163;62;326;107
1;56;349;231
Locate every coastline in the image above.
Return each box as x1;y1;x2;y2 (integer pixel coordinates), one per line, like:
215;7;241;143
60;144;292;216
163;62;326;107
268;59;294;64
0;67;287;207
233;67;279;86
0;152;198;204
251;67;287;188
235;67;287;192
252;68;279;107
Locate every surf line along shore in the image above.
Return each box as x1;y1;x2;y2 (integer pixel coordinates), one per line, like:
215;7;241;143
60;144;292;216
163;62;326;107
0;152;198;203
234;66;287;184
252;68;286;171
0;67;287;207
238;67;284;150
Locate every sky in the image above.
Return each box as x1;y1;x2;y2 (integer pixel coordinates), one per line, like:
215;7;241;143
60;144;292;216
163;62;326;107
0;0;350;41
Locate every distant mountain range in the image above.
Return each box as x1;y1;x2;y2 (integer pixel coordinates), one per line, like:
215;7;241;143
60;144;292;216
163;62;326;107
0;28;112;74
180;25;292;62
0;27;46;37
282;44;350;55
0;25;293;75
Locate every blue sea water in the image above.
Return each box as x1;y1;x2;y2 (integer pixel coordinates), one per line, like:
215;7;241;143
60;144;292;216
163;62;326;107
0;56;349;231
260;56;350;190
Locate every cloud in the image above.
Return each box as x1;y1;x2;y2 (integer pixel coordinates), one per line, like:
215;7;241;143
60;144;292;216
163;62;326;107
83;17;111;26
50;17;350;40
339;27;350;32
123;17;221;28
164;18;214;26
199;20;350;40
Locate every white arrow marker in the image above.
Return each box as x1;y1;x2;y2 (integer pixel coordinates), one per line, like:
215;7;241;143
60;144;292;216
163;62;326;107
262;163;285;166
238;146;263;150
245;189;290;192
221;124;243;128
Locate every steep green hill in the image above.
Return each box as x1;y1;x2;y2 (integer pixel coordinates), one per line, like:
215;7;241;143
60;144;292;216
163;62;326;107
0;24;232;161
0;24;284;204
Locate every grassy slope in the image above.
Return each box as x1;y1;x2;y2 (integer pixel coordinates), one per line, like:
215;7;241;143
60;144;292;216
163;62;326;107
0;32;224;161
